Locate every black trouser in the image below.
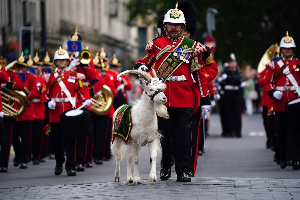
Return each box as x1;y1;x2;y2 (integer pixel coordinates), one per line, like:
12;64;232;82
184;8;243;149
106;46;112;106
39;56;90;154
31;119;44;161
76;134;88;166
269;114;280;157
189;106;203;174
159;107;192;175
285;102;300;162
93;115;110;161
262;106;271;142
50;122;76;170
85;114;95;164
0;118;15;168
275;112;289;162
219;92;242;136
12;120;32;164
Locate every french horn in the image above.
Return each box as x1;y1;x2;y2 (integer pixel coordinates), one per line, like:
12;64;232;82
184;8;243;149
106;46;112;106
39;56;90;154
1;87;29;118
91;85;114;115
257;43;280;73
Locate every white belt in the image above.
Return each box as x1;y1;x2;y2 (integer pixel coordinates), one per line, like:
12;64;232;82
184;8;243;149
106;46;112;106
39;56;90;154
288;98;300;105
82;82;89;86
224;85;239;90
275;86;297;91
167;75;187;82
31;99;41;103
51;98;70;102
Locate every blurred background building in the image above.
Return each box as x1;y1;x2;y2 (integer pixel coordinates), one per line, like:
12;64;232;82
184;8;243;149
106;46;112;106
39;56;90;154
0;0;158;70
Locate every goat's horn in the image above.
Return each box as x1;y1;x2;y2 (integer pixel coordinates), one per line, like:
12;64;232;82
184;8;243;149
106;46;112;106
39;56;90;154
118;70;152;82
152;69;158;78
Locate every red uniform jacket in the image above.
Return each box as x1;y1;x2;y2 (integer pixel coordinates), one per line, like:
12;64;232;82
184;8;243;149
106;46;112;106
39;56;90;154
263;58;300;112
33;75;46;119
17;72;40;121
96;73;117;117
46;70;86;123
0;66;9;111
136;36;218;108
258;68;271;107
75;63;104;110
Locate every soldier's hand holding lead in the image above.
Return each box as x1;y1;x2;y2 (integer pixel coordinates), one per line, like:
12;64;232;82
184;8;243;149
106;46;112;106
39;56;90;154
138;64;148;71
48;100;56;110
83;99;91;108
273;91;283;100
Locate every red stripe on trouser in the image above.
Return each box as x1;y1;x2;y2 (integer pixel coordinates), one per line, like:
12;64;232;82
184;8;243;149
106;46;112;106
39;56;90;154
192;113;201;174
7;125;14;167
38;120;44;160
73;139;77;165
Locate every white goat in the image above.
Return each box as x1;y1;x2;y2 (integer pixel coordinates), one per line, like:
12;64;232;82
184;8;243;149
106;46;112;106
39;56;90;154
111;69;169;184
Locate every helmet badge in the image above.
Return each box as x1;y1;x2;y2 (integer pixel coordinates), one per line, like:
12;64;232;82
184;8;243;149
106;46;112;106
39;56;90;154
284;31;292;43
58;46;65;55
170;3;181;19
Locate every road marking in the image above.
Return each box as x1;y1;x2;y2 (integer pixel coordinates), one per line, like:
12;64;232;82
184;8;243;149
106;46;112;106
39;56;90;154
249;131;265;136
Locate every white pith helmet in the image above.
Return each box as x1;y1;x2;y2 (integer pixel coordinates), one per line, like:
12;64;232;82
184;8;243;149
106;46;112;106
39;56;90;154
280;31;296;48
54;46;70;61
163;3;186;25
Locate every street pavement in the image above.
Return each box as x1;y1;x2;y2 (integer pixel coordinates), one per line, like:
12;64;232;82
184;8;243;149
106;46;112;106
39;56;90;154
1;113;300;200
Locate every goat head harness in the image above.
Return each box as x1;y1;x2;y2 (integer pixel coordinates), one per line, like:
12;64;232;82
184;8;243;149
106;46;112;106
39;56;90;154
145;78;163;102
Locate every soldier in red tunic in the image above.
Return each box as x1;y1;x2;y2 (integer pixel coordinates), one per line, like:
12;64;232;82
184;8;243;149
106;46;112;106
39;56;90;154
134;4;218;182
44;46;89;176
0;56;9;173
263;32;300;170
12;54;40;169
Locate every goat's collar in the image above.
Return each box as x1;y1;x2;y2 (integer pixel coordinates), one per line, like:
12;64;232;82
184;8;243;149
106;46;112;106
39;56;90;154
145;89;163;102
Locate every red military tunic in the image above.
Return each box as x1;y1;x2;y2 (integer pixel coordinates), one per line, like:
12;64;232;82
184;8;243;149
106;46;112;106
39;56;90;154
106;69;121;93
33;75;46;119
0;66;9;112
16;72;40;121
75;62;104;110
46;70;86;123
263;58;300;112
136;36;218;108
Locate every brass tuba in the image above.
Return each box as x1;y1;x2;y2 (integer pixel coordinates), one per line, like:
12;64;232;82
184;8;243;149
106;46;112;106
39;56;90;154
1;87;29;118
80;49;93;65
91;85;114;115
257;43;280;73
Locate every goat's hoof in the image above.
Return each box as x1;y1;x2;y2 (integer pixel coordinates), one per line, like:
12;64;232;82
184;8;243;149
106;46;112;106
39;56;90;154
150;178;157;182
127;178;133;183
134;181;142;184
114;177;120;182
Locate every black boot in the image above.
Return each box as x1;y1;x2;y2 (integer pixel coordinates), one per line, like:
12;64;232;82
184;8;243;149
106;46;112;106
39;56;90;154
160;168;171;180
176;173;191;182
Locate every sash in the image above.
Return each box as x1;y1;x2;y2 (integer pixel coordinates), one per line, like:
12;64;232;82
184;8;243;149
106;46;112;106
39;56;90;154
53;72;76;107
157;37;195;82
277;60;300;96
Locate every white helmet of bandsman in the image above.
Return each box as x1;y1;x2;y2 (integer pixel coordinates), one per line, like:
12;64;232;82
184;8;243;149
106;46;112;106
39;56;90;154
54;46;70;68
163;3;186;40
279;31;296;58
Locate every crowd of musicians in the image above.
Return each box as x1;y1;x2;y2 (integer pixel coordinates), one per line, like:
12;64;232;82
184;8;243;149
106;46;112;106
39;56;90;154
0;29;135;176
1;1;300;181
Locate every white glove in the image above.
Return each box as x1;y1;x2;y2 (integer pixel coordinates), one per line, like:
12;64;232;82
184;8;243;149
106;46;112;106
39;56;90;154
273;91;283;100
83;99;91;108
48;100;56;110
240;81;247;88
0;111;4;118
201;105;211;119
217;76;223;82
222;73;228;80
97;91;103;95
117;84;124;91
214;93;221;100
74;51;79;58
1;83;6;87
211;100;216;107
266;62;275;69
283;67;290;75
138;64;148;71
68;58;80;70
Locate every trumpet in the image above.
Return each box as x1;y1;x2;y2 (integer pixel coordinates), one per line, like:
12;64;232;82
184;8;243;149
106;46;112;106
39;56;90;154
1;87;29;118
91;85;114;115
80;49;93;65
